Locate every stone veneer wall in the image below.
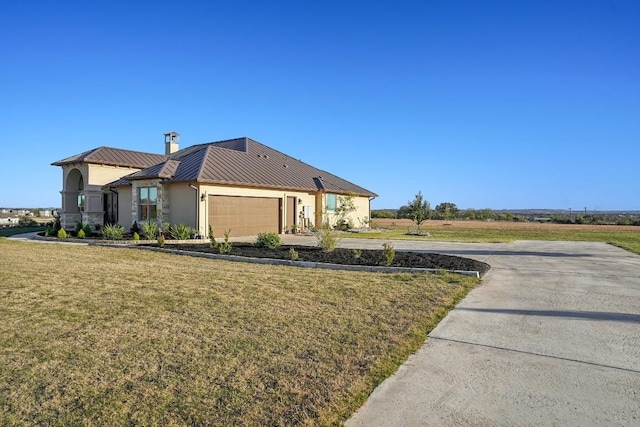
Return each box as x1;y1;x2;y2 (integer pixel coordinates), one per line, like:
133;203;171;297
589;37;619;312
131;179;164;225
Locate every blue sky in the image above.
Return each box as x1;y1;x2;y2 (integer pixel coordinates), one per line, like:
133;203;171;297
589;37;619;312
1;0;638;210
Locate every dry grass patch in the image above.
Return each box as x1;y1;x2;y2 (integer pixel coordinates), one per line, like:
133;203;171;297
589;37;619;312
368;219;640;255
0;240;478;426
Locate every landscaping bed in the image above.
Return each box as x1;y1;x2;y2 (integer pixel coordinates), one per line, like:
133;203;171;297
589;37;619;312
170;243;491;277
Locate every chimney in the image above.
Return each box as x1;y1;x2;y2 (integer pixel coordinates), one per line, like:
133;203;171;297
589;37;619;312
164;131;180;155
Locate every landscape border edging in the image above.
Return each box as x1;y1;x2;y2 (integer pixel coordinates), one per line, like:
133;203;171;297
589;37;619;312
123;245;481;278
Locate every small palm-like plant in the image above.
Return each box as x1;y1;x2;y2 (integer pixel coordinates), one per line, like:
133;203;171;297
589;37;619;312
171;223;192;240
101;224;126;240
141;221;158;240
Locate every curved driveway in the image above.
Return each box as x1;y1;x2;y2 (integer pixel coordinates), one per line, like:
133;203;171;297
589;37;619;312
335;238;640;426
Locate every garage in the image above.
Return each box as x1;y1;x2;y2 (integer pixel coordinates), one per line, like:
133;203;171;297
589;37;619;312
208;195;281;237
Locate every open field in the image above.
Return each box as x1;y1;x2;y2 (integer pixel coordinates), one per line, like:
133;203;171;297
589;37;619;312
0;239;478;426
367;219;640;255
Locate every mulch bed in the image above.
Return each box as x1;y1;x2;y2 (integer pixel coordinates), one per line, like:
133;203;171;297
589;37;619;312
171;243;491;277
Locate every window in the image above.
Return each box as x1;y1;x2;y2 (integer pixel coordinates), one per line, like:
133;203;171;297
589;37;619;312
78;194;86;212
326;194;337;211
139;187;158;220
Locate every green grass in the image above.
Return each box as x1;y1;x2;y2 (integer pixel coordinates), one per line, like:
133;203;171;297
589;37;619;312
362;222;640;255
0;240;477;426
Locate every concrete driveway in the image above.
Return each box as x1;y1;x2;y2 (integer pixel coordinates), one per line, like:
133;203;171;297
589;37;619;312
338;239;640;426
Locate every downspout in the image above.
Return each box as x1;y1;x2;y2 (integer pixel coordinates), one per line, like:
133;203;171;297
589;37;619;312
189;183;199;236
368;196;376;229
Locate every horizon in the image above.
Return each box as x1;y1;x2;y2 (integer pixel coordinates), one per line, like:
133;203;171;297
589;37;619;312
1;1;638;210
2;205;640;215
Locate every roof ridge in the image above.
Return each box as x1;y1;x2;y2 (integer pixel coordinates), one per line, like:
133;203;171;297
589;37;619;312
206;137;249;152
97;146;165;156
245;138;323;171
196;145;212;182
158;159;181;178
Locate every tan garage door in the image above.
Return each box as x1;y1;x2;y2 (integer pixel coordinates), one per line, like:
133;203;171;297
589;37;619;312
208;195;281;237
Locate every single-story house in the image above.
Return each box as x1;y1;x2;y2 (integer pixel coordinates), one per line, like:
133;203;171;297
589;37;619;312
0;213;21;225
52;132;377;237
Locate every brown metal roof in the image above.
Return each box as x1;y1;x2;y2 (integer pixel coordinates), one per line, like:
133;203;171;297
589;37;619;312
124;159;181;180
51;146;168;168
102;137;377;197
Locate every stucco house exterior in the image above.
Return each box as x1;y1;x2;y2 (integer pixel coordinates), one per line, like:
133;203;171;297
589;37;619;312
52;132;377;237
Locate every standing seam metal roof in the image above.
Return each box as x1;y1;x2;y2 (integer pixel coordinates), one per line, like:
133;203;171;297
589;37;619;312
68;137;377;197
51;146;168;168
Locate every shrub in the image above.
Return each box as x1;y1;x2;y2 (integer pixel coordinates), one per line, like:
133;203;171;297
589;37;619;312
45;225;53;237
52;213;62;235
57;228;67;239
73;220;84;236
131;221;140;234
315;225;338;252
334;193;357;230
141;221;158;240
171;223;192;240
335;219;353;231
101;224;125;240
382;242;395;266
83;224;92;237
219;229;232;254
132;232;140;241
357;216;370;229
157;234;165;248
255;232;281;249
77;229;86;239
289;247;299;260
208;225;218;248
352;248;362;259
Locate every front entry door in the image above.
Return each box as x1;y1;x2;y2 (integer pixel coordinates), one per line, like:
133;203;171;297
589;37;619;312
104;193;117;225
286;196;297;231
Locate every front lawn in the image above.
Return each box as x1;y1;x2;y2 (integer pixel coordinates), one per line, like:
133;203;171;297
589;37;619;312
0;239;478;425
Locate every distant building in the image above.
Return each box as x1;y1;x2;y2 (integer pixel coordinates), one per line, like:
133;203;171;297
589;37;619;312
0;213;20;225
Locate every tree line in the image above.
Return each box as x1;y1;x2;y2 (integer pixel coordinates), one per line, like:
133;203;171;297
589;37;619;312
372;192;640;225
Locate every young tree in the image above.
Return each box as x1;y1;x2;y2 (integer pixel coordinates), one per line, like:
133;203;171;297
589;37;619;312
407;191;431;233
